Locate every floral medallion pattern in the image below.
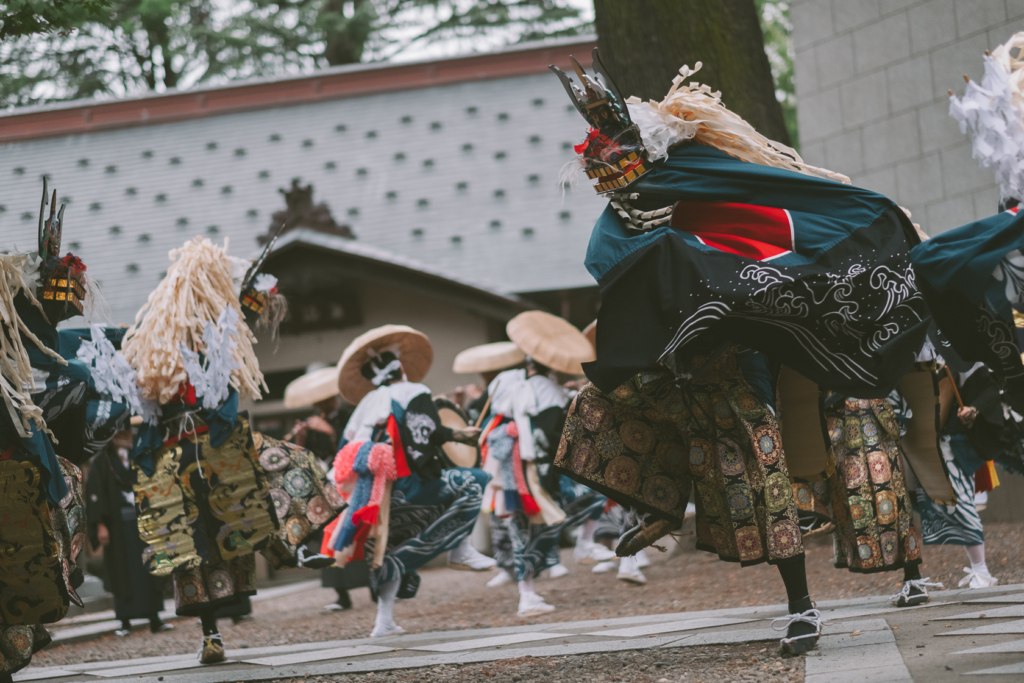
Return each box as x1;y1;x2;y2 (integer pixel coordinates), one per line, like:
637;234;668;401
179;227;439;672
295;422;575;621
556;348;802;566
825;398;921;574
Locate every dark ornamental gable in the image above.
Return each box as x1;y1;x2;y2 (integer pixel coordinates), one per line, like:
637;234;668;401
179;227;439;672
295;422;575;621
260;179;354;244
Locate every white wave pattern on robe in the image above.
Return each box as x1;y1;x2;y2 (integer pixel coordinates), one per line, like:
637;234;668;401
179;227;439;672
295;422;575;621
77;324;161;424
180;306;242;410
949;33;1024;202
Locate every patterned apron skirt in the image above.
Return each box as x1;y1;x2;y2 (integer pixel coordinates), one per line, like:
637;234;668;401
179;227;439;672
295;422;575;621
556;348;804;566
819;398;922;573
255;434;347;569
133;417;277;616
0;452;85;675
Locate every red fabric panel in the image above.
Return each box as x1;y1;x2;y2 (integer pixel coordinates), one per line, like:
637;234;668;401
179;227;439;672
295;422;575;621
163;425;209;447
351;522;372;562
479;414;504;465
671;200;793;261
351;504;380;526
321;517;339;556
387;415;411;479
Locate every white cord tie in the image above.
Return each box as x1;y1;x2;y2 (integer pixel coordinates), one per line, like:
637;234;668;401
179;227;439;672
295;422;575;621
958;567;997;588
771;609;826;644
889;577;943;604
617;506;651;547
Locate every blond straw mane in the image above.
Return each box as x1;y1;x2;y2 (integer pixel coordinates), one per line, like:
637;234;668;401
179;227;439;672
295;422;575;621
627;62;850;184
0;253;66;438
122;237;266;405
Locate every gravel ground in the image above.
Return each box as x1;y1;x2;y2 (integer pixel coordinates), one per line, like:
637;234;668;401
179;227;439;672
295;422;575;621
278;643;804;683
33;521;1024;670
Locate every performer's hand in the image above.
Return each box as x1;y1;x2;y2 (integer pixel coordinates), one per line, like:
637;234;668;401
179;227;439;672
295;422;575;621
285;420;309;446
452;427;482;444
305;416;336;441
958;406;978;428
97;523;110;547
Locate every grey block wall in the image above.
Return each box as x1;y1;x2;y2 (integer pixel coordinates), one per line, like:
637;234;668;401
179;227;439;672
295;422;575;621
792;0;1024;234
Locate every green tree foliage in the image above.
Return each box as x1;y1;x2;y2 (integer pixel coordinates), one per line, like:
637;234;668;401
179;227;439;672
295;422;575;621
0;0;109;39
0;0;591;107
755;0;798;149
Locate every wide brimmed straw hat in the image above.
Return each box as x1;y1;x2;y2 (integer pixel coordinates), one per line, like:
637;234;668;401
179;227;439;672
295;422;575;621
582;319;597;351
337;325;433;404
284;366;340;408
506;311;595;376
452;341;526;374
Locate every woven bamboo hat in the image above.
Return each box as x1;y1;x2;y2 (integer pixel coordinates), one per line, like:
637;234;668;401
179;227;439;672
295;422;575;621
284;366;340;408
337;325;433;404
506;311;595;376
582;319;597;351
452;341;526;374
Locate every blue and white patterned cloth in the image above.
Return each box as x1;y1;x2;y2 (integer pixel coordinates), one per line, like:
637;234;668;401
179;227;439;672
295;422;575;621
367;467;489;592
491;475;605;582
917;434;984;546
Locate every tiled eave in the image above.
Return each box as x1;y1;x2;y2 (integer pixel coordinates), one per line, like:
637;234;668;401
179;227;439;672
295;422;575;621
0;36;596;145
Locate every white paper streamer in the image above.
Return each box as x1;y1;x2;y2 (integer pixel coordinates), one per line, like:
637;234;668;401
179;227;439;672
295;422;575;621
180;306;242;410
76;324;161;424
950;36;1024;203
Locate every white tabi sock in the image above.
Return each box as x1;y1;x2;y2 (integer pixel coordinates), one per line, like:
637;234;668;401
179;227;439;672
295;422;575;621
580;519;599;544
374;579;400;632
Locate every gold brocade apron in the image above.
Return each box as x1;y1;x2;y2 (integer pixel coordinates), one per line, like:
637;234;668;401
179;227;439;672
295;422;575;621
0;455;65;626
556;349;803;566
824;398;922;573
133;416;277;577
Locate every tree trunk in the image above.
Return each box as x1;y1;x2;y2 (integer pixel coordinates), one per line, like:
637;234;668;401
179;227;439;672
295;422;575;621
321;0;369;67
593;0;790;146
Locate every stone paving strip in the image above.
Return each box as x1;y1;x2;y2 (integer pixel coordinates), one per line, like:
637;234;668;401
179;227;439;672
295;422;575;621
950;643;1024;655
964;595;1024;604
583;616;753;638
16;584;1024;682
942;619;1024;636
936;605;1024;620
953;639;1024;655
47;580;322;646
408;631;577;653
241;645;396;666
936;586;1024;676
804;619;912;683
964;662;1024;675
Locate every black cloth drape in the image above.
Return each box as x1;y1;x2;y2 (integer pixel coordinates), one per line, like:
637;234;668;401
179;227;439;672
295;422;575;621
86;448;165;619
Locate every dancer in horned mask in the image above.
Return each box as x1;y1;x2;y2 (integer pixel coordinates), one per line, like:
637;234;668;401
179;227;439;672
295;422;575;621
550;51;929;653
0;182;129;679
122;236;341;663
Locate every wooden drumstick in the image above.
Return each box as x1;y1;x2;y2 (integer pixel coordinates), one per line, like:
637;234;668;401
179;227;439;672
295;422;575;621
943;365;965;409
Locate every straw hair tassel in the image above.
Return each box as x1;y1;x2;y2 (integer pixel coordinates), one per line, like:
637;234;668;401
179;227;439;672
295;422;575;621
122;236;266;405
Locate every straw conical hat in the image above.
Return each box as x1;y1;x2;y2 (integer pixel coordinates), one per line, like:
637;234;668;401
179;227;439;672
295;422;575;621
452;341;526;374
582;319;597;351
337;325;433;404
506;311;595;375
284;366;340;408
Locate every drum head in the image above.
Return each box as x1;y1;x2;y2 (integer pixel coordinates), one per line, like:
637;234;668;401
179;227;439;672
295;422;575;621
434;397;480;468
